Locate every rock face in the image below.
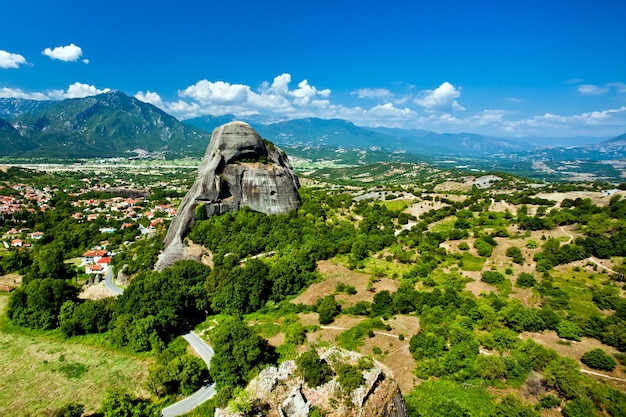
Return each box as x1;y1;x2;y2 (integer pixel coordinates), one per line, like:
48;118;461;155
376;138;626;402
215;348;408;417
155;121;300;270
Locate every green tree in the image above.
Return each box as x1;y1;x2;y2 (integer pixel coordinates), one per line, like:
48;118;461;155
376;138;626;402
516;272;536;288
7;278;79;329
543;357;583;399
317;295;341;325
372;290;395;316
209;316;276;389
296;348;333;387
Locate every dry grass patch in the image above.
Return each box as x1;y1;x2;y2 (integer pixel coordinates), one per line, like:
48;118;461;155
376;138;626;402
520;331;626;390
0;273;21;288
291;260;399;308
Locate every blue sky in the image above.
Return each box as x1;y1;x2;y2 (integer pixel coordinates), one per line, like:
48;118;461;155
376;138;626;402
1;0;625;139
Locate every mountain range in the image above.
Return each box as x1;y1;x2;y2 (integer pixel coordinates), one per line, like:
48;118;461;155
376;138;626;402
0;92;210;158
0;92;624;166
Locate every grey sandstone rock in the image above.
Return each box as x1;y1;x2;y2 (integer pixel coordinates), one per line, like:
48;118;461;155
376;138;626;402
155;121;300;270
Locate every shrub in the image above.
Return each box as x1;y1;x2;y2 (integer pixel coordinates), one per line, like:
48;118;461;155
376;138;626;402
506;246;525;264
526;239;539;249
317;295;341;325
562;397;597;417
581;348;617;372
458;242;470;251
481;271;505;285
337;364;364;392
296;349;333;387
539;394;561;409
557;321;582;341
516;272;537;288
544;357;583;399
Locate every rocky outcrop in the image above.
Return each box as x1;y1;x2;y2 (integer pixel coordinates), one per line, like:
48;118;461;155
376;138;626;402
155;121;300;270
216;347;408;417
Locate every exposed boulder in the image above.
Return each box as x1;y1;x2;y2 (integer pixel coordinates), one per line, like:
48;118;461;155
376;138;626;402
155;121;300;271
215;347;408;417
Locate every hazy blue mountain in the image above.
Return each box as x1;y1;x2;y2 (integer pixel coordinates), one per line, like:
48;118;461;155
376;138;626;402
252;118;531;156
599;132;626;147
255;118;402;150
182;114;240;134
6;91;211;158
0;98;53;119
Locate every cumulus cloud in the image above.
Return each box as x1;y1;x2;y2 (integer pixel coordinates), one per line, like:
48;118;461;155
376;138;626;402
48;82;111;99
173;73;334;119
135;90;164;107
180;80;252;104
42;44;83;62
414;82;464;111
0;87;49;100
0;50;28;69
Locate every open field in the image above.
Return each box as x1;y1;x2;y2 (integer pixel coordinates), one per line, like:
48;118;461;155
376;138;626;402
0;295;150;416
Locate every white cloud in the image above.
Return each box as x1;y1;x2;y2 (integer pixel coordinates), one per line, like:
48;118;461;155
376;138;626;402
135;91;164;107
578;84;609;95
414;82;464;111
0;50;28;69
82;59;90;64
578;82;626;95
42;44;83;62
180;80;252;104
352;88;394;100
0;87;49;100
48;82;111;99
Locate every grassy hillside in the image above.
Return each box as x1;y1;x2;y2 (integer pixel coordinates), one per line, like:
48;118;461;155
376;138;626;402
0;295;150;416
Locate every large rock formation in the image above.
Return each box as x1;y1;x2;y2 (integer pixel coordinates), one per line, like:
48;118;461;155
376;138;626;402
216;347;408;417
156;121;300;270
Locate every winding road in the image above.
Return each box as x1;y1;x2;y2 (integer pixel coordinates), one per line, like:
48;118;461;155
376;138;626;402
161;332;216;417
103;268;123;295
104;269;216;416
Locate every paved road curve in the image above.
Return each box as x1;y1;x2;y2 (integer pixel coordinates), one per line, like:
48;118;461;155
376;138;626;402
104;272;216;415
103;267;123;295
161;332;216;417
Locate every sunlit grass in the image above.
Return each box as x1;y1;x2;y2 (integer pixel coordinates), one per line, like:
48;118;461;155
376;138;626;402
404;379;495;417
459;252;486;271
0;295;150;416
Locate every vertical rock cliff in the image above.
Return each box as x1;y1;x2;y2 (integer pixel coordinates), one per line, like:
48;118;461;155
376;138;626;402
155;121;300;270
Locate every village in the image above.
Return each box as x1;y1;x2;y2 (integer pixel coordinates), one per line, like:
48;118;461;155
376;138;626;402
0;176;180;290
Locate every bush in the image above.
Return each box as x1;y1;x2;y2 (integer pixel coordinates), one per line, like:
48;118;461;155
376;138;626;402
557;321;582;341
317;295;341;325
539;394;561;409
544;357;583;399
562;397;597;417
481;271;505;285
516;272;537;288
506;246;525;264
296;348;332;387
581;348;617;371
458;242;470;251
337;364;364;392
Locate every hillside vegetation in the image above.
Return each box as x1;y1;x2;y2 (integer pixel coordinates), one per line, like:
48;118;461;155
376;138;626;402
0;163;625;416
